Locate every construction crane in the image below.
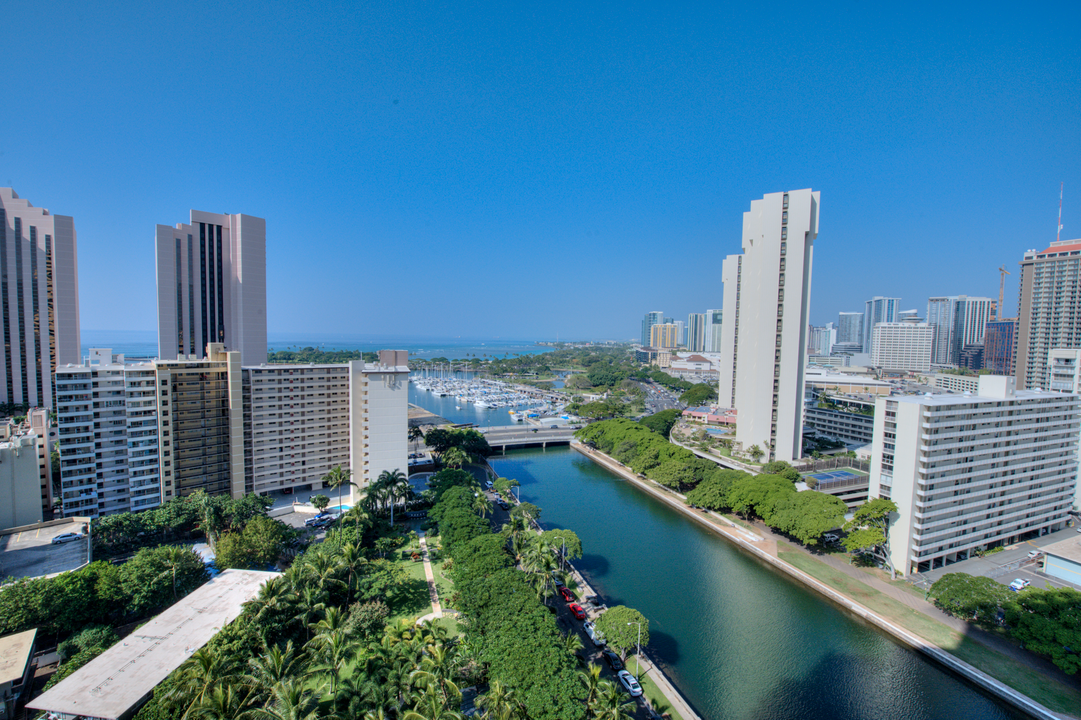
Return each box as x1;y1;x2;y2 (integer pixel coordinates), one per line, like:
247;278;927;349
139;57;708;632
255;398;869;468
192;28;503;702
997;265;1010;320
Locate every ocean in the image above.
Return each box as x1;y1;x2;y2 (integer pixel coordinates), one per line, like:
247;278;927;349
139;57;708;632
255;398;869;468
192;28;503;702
79;330;552;361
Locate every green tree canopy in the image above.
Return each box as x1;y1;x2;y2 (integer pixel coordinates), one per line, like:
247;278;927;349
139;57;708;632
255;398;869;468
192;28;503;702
594;606;650;661
1005;586;1081;675
769;491;847;545
638;409;682;438
929;573;1012;626
679;383;718;406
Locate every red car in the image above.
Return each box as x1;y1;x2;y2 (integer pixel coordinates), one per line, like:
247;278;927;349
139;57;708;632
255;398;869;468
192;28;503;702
560;587;575;603
568;603;586;620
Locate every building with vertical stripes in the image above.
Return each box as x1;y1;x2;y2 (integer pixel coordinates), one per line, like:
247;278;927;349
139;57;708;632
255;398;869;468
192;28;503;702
155;211;267;366
719;189;819;463
0;189;81;408
1015;239;1081;390
686;313;705;353
863;297;900;356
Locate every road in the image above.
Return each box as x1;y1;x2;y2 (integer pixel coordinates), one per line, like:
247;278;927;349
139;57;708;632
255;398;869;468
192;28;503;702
482;488;659;719
480;426;576;445
634;380;686;415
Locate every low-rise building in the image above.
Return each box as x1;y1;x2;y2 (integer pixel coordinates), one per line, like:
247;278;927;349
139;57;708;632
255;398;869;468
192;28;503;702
0;629;36;720
803;392;875;446
869;375;1079;575
804;367;892;396
0;432;44;531
1040;534;1081;588
929;373;981;394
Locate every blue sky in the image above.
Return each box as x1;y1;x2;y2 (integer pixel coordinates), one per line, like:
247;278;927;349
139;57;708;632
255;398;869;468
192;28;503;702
3;1;1079;341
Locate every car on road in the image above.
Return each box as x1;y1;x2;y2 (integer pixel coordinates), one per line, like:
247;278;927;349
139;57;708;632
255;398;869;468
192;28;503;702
1008;578;1031;591
560;586;575;602
583;621;606;646
51;532;82;544
496;499;509;510
551;425;559;429
305;513;329;527
1027;550;1043;560
568;603;586;620
617;670;643;697
602;649;624;671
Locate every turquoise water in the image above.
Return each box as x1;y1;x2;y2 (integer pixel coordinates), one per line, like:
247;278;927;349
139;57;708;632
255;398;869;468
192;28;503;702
490;447;1025;720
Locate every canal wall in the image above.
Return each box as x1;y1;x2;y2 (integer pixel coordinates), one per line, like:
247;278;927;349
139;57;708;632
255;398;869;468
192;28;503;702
571;442;1069;720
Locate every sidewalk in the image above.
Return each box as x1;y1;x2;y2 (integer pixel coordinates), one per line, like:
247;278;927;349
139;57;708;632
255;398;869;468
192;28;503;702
416;531;443;620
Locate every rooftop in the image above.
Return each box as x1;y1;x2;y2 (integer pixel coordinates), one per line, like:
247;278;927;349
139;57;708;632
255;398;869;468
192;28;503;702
1041;535;1081;564
0;629;36;685
28;569;276;720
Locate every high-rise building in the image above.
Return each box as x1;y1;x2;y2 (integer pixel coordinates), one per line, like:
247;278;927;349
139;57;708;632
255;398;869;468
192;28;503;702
673;320;685;347
863;297;900;355
984;319;1016;376
719;189;819;462
156;211;267;365
870;323;933;371
650;323;679;349
0;188;81;408
704;309;723;352
808;323;836;356
686;313;705;353
1015;239;1081;389
641;311;664;346
927;297;959;365
837;312;863;349
156;344;245;503
868;375;1078;575
55;349;161;519
349;350;410;495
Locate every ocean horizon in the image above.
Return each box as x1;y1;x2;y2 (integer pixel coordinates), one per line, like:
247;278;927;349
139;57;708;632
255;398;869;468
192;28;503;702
79;330;553;361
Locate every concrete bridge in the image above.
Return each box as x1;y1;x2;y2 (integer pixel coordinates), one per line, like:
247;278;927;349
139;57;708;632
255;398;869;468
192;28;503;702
481;426;575;452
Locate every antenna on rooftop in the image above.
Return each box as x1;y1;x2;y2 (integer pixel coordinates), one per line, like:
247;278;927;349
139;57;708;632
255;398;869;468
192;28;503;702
1057;182;1064;244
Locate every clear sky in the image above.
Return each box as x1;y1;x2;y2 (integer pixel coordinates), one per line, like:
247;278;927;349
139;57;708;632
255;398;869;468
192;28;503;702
3;1;1079;341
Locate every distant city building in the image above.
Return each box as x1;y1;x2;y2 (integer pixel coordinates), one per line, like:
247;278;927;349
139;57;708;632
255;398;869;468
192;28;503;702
704;309;723;352
673;320;685;346
959;344;984;371
641;311;664;347
1016;239;1081;389
0;188;82;408
156;210;267;365
929;372;981;394
808;323;836;355
650;323;679;349
870;323;933;372
898;309;921;323
837;312;863;349
869;376;1079;575
686;313;706;353
863;297;901;356
1048;349;1081;394
984;319;1016;376
719;189;819;462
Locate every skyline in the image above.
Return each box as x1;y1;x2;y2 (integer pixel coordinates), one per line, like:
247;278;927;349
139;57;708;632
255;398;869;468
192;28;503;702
3;2;1080;340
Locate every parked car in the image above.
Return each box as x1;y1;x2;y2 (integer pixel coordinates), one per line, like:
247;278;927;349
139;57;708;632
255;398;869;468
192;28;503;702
617;670;643;697
823;533;839;543
1008;578;1031;591
551;571;565;588
560;586;575;602
51;532;82;544
1027;551;1043;560
568;603;586;620
583;621;606;647
602;649;624;671
304;514;329;527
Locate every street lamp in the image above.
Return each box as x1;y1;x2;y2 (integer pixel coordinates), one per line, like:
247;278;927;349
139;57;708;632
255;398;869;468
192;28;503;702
627;621;642;680
512;486;520;504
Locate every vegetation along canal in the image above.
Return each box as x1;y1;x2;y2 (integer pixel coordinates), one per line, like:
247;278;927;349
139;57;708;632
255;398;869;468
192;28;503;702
489;446;1027;720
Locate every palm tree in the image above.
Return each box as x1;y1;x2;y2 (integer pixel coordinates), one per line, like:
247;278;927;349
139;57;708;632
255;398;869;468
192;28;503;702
306;629;358;697
291;585;326;641
409;426;425;453
323;465;357;513
167;648;237;720
247;680;320;720
578;664;603;707
441;447;468;469
562;631;585;663
376;469;409;526
590;679;636;720
243;641;300;701
476;680;521;720
188;685;246;720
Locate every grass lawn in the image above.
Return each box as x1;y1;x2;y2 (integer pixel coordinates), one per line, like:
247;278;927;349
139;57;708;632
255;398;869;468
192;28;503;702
434;559;455;610
777;551;1081;716
386;549;434;624
625;656;684;720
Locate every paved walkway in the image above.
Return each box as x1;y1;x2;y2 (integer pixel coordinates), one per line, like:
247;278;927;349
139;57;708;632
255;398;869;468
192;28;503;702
416;531;443;618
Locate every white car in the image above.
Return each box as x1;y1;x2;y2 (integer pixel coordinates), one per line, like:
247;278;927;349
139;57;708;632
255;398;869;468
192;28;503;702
1008;578;1031;592
51;532;82;544
583;621;606;647
617;670;643;697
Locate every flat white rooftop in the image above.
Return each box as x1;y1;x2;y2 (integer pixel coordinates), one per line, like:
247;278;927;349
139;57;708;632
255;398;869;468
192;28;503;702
0;628;36;685
28;569;276;720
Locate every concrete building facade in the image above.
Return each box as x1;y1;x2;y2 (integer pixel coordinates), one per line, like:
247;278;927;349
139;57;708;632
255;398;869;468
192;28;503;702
349;351;410;497
704;309;723;352
871;323;933;372
1015;239;1081;390
156;211;267;365
719;189;819;462
0;188;81;408
863;297;900;356
838;312;863;349
868;375;1079;575
650;323;679;349
641;311;664;347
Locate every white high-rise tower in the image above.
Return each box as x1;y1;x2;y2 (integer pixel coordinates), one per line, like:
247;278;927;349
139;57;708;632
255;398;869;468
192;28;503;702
719;189;819;462
155;211;267;365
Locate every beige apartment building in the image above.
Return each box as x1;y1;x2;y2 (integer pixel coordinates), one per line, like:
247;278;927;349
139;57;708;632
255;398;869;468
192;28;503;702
1016;238;1081;389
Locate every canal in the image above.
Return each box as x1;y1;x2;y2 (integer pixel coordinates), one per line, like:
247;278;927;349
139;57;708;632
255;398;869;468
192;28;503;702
489;446;1026;720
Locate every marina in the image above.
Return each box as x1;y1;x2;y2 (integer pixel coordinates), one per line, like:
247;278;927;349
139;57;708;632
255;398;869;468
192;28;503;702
410;368;569;426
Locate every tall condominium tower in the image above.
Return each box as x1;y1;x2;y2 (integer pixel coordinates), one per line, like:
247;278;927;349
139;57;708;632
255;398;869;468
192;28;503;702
686;313;705;353
719;189;819;462
704;309;723;352
0;188;81;407
863;297;900;355
155;211;267;365
837;312;863;349
640;311;664;346
1016;239;1081;389
927;295;994;366
650;323;679;349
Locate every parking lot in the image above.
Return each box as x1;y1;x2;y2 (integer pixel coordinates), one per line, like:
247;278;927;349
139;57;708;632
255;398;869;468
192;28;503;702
0;521;91;580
